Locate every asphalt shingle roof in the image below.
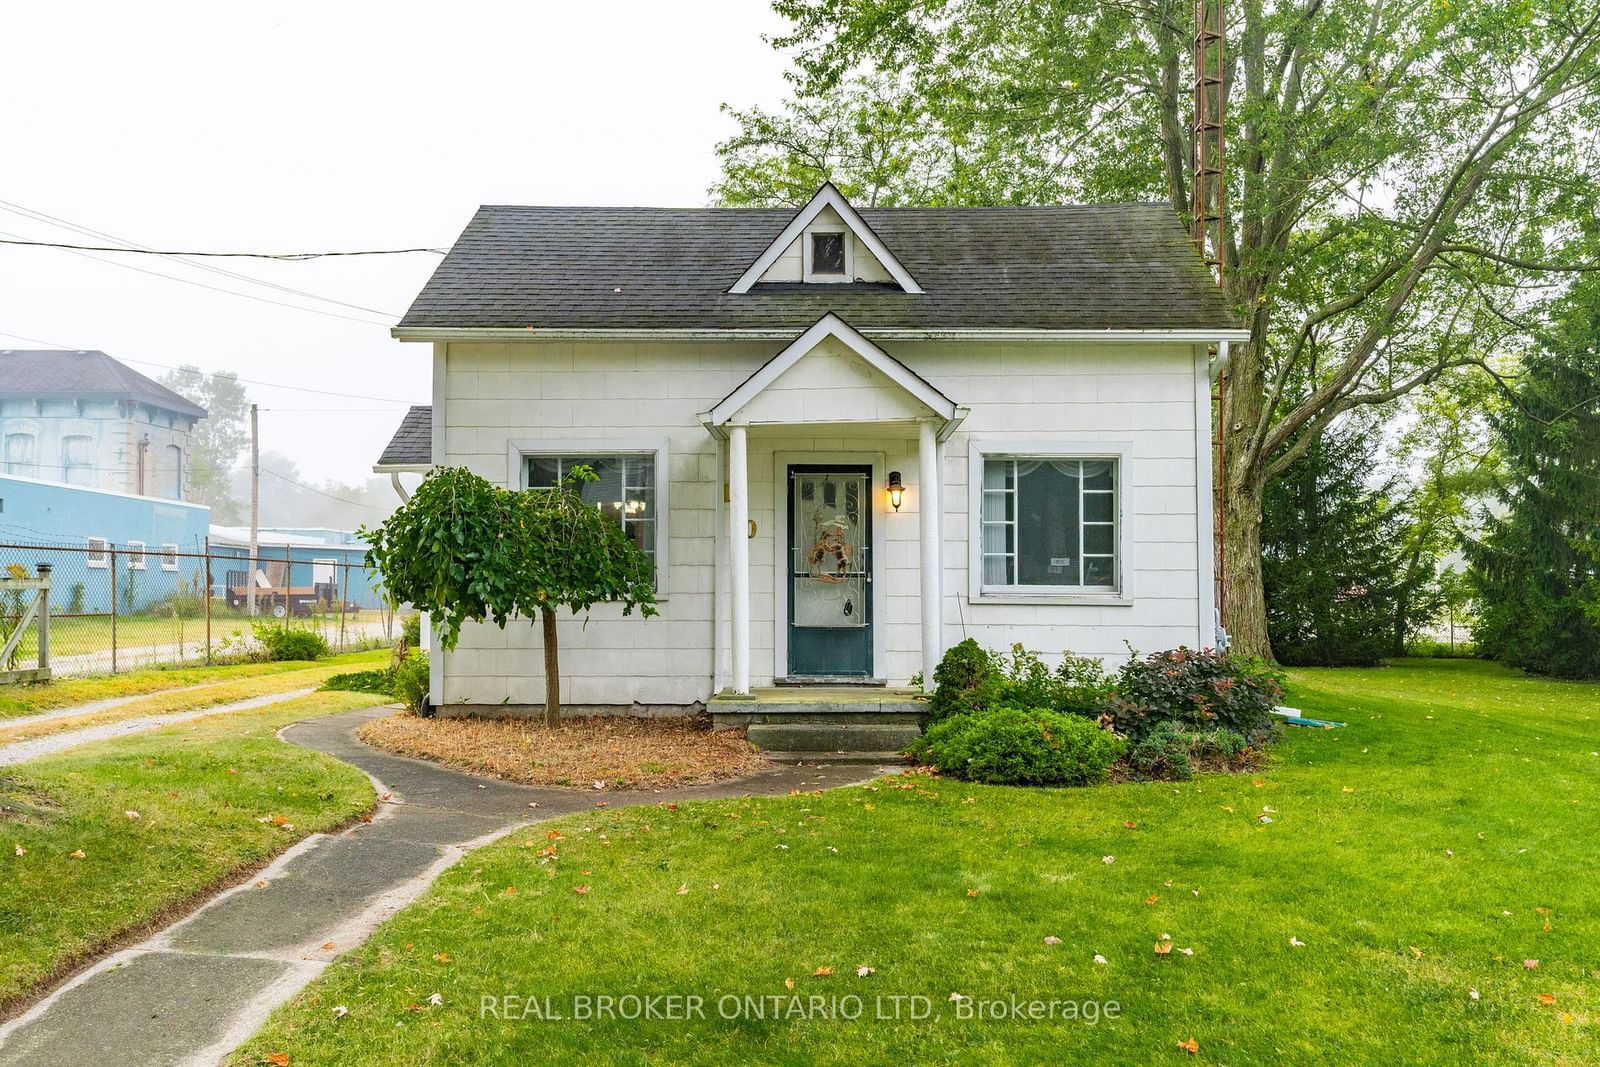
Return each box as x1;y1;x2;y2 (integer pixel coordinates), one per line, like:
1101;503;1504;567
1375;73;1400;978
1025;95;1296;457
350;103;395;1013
375;404;431;467
0;350;207;418
398;203;1239;333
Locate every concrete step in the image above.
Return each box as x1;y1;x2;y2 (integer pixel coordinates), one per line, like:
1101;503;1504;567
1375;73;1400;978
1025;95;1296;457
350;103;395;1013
715;710;925;728
747;721;922;754
759;751;914;766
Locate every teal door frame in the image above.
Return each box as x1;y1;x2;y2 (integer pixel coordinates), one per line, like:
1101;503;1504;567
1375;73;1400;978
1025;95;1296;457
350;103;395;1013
786;464;873;678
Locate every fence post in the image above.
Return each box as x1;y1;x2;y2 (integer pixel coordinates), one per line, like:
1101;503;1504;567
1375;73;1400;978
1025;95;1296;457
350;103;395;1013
338;560;349;652
109;546;118;674
205;551;213;665
35;562;50;673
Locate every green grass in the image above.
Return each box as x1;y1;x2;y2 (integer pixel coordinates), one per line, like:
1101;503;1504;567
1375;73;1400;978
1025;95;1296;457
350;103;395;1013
0;648;391;721
235;660;1600;1065
0;690;383;1007
2;609;393;663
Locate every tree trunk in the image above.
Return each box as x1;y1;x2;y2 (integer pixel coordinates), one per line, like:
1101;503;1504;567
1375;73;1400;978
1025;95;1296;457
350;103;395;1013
1222;471;1273;660
540;606;560;727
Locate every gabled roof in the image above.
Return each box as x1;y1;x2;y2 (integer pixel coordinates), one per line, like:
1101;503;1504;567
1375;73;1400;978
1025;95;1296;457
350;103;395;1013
705;314;958;426
397;202;1242;335
374;405;432;470
0;350;207;419
728;183;923;294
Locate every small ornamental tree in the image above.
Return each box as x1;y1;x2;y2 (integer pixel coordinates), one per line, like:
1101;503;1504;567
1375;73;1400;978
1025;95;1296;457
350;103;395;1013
362;466;657;724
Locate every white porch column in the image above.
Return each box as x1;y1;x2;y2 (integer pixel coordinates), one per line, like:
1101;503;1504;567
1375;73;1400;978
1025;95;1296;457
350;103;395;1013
918;420;941;692
728;424;751;694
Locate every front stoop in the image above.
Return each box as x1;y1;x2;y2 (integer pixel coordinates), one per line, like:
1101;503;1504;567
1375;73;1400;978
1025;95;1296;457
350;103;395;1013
711;687;927;761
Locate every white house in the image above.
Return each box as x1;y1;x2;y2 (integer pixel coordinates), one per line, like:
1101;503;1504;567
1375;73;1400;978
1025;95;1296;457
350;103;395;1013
390;184;1247;723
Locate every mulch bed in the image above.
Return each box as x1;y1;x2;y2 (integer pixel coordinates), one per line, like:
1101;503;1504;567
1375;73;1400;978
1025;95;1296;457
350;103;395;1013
357;712;773;790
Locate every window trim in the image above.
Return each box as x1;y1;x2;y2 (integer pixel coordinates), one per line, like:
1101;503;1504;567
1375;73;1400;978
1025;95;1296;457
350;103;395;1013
966;439;1135;606
160;543;180;572
127;540;147;570
507;438;670;598
802;229;853;283
86;536;110;569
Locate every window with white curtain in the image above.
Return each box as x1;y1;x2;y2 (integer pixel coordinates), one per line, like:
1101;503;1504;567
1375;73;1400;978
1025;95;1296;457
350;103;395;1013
62;434;94;485
981;456;1118;590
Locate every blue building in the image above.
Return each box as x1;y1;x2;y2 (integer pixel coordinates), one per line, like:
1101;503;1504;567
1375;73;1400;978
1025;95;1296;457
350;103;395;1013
0;472;211;612
206;525;387;613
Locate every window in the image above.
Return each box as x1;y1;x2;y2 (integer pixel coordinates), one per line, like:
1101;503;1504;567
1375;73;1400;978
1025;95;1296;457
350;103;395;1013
87;537;110;569
160;543;180;571
810;232;846;275
163;444;183;500
980;456;1118;591
62;434;94;485
524;453;659;573
128;540;147;570
4;432;37;477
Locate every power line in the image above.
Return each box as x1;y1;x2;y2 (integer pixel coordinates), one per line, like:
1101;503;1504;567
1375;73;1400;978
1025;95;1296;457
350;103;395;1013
0;329;419;406
0;199;429;318
0;226;395;328
0;236;446;260
263;468;388;511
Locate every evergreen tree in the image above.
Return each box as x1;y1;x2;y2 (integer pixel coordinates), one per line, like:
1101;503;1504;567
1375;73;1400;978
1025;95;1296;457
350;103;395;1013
1262;425;1428;666
1465;288;1600;679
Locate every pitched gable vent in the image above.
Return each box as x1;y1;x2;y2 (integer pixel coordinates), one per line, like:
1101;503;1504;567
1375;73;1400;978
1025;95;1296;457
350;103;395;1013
729;183;924;294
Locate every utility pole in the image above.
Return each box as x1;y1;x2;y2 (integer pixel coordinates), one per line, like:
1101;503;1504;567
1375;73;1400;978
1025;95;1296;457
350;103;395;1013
247;402;259;618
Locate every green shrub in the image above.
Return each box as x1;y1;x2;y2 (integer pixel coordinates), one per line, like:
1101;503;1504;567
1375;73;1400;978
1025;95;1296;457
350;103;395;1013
401;613;422;648
928;641;1116;722
910;707;1125;786
927;639;1003;722
252;623;330;662
1124;723;1253;782
1404;638;1478;659
321;668;395;696
391;652;430;713
1109;647;1283;744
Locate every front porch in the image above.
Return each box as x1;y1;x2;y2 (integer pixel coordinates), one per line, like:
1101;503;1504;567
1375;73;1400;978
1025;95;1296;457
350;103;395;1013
709;686;927;762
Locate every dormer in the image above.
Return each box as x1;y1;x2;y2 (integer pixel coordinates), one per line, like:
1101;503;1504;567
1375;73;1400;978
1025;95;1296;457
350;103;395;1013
728;183;924;294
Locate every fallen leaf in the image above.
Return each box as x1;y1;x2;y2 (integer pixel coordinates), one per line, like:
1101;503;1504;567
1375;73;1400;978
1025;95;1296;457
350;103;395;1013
1342;787;1355;794
428;992;443;1006
1178;947;1194;956
1177;1037;1200;1054
1444;849;1454;857
1154;941;1174;955
504;886;517;896
266;1055;289;1067
1524;959;1540;969
1044;935;1062;945
812;966;833;977
69;849;85;860
1146;894;1159;906
255;880;269;889
676;884;688;895
1124;821;1137;829
1538;993;1557;1005
856;966;874;977
1093;954;1108;965
124;810;140;820
1252;779;1265;788
574;885;591;895
863;803;875;812
13;845;24;857
331;1005;349;1018
1410;946;1425;959
270;814;288;827
966;889;980;897
404;1003;424;1012
1164;879;1174;888
1102;855;1115;865
321;941;334;950
433;952;451;963
948;992;967;1002
1221;805;1235;813
1469;989;1480;1001
784;978;794;989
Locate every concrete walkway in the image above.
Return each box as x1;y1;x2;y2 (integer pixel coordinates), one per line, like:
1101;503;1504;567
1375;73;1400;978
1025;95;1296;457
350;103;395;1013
0;706;886;1066
0;688;320;767
1;680;242;730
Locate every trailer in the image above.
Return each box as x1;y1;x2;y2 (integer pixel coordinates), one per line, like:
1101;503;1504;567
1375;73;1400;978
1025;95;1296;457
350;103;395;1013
224;569;342;618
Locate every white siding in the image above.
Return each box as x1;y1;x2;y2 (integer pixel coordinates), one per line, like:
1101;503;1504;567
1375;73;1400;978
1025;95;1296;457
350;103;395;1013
437;338;1201;711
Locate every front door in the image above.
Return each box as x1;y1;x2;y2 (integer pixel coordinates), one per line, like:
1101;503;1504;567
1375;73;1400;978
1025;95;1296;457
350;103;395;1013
787;465;872;678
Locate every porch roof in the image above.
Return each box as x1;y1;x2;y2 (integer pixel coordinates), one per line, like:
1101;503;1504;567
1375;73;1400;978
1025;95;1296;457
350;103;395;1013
701;313;961;432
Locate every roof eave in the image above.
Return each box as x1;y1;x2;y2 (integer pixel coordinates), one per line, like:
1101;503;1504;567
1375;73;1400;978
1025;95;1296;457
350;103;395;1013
392;325;1251;344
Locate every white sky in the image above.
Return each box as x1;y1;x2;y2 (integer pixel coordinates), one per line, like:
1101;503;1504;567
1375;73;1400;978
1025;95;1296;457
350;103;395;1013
0;1;791;484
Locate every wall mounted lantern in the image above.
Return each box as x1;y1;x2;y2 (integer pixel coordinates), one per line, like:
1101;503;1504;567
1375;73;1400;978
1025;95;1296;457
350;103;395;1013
887;470;905;512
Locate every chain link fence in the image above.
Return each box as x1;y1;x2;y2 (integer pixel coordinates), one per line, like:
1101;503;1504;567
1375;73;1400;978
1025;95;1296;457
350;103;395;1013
0;540;409;679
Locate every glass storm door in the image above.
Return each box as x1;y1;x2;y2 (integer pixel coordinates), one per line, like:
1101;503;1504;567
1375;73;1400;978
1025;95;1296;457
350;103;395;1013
787;466;872;678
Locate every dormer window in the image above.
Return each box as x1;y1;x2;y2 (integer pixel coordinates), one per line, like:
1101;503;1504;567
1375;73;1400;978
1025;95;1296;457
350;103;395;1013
811;233;846;275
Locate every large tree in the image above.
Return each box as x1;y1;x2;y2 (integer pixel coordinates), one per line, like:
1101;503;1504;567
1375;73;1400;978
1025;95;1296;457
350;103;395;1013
161;365;250;523
1464;281;1600;678
714;0;1600;657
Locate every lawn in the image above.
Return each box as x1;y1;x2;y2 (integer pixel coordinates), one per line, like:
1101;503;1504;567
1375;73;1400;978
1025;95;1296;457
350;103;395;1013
0;648;391;721
0;690;383;1010
235;660;1600;1065
2;609;397;665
